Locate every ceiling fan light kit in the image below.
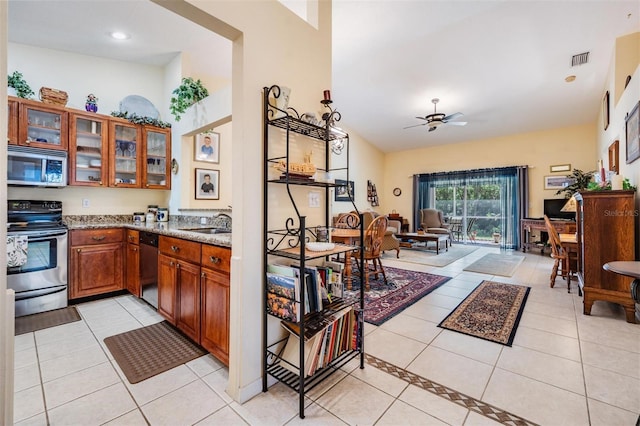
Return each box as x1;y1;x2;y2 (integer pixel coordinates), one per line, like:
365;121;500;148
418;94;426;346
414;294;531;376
404;97;467;132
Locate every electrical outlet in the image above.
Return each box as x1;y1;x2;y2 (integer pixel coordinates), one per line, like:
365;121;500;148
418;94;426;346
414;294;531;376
200;217;207;225
308;191;320;208
82;199;90;208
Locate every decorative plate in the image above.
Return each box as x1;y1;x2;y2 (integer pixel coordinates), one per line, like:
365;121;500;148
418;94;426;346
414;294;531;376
119;95;160;119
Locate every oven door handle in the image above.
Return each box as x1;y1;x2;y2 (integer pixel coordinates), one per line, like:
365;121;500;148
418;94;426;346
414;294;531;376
13;285;67;301
9;230;68;240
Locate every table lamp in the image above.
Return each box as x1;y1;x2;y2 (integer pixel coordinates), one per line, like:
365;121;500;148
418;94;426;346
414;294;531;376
561;194;578;237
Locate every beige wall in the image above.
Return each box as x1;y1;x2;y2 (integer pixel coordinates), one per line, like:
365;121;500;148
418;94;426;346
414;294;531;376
383;124;597;230
613;32;639;104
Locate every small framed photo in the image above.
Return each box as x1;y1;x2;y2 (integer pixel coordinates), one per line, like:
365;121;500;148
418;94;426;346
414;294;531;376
195;168;219;199
625;101;640;164
549;164;571;173
334;179;355;202
544;175;575;190
194;132;219;163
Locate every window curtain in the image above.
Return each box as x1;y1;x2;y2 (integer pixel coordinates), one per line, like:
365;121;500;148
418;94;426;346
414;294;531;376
413;166;529;249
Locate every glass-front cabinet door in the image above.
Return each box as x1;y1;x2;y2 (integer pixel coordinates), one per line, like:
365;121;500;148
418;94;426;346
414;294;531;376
69;113;109;186
142;126;171;189
7;97;18;145
109;120;141;188
18;101;68;150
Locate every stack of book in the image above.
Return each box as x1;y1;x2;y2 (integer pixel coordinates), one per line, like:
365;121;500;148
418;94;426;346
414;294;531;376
278;306;358;377
266;261;344;322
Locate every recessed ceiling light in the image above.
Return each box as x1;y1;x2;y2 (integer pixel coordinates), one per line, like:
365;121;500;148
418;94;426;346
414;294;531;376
110;31;130;40
565;75;576;83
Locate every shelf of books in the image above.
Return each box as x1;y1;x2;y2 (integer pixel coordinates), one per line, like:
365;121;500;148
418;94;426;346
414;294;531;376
262;85;364;419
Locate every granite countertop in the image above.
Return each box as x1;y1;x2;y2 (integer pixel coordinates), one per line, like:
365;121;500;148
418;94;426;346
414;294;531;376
63;216;232;248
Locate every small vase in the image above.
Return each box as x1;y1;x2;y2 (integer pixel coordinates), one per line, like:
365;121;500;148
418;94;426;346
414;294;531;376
85;103;98;113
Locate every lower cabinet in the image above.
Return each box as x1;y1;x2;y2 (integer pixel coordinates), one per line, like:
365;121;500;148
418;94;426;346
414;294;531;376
125;230;140;297
201;267;230;365
69;228;124;299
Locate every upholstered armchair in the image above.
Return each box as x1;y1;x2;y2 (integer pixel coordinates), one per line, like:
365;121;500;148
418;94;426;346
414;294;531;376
419;208;452;242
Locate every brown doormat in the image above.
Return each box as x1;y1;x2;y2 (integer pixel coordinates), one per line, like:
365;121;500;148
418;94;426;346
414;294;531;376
438;280;530;346
15;306;81;335
104;321;206;384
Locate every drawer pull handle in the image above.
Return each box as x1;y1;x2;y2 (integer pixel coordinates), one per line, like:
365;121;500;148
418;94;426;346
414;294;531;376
91;236;105;241
171;245;180;252
209;256;221;264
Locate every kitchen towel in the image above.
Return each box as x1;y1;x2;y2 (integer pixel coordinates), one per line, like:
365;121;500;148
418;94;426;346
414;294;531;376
7;236;28;268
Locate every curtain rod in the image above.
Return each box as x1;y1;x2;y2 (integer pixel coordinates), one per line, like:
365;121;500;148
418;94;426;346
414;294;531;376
413;165;528;177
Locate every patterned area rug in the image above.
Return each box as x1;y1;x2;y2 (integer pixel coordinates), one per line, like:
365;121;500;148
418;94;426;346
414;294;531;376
438;280;530;346
463;253;524;277
384;245;478;267
15;307;81;335
104;321;206;383
345;266;451;326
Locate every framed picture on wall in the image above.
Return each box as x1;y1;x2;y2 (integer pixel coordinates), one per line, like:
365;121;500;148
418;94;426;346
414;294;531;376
544;175;576;190
195;168;219;199
334;179;355;202
625;101;640;164
194;132;220;163
602;91;610;131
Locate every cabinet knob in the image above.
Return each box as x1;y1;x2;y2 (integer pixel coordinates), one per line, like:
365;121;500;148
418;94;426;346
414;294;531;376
201;272;206;278
133;247;138;252
171;245;180;252
146;184;149;188
76;248;81;253
99;181;103;186
25;139;30;144
170;261;175;266
209;256;221;264
176;263;181;269
91;236;105;241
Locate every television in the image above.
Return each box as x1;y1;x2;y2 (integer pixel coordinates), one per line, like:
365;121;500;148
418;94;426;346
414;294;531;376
543;198;575;220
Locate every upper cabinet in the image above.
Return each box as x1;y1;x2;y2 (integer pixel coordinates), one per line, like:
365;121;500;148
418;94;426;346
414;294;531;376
16;98;68;150
8;97;18;145
142;126;171;190
69;112;109;186
109;119;142;188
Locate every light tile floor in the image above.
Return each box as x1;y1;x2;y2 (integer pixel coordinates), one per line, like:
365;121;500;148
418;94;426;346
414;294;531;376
13;246;640;425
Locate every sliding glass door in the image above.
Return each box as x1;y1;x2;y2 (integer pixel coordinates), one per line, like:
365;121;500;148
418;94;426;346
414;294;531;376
414;167;528;249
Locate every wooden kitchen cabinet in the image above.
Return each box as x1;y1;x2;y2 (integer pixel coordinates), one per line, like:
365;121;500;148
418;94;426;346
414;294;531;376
108;118;141;188
201;244;231;365
125;230;141;297
7;97;18;145
576;190;637;323
69;228;124;299
17;98;68;150
142;126;171;190
158;236;202;342
69;111;110;186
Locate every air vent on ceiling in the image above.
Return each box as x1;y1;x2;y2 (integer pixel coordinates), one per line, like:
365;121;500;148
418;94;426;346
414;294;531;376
571;52;589;67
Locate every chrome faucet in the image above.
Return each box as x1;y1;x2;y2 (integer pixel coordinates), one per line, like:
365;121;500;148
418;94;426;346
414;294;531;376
215;212;232;229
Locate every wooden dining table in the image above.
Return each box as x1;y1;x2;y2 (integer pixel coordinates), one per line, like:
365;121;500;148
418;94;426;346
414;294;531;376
331;228;362;290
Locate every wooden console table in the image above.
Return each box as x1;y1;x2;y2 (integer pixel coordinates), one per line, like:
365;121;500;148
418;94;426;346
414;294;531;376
521;218;576;253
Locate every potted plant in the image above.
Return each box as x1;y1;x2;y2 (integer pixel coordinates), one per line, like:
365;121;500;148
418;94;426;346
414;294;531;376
555;168;595;198
7;71;35;99
492;227;501;243
169;77;209;121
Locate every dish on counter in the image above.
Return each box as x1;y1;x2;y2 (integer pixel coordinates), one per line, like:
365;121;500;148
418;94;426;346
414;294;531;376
306;242;335;252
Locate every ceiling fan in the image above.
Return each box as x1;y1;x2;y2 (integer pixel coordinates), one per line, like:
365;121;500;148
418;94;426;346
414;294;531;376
404;98;467;132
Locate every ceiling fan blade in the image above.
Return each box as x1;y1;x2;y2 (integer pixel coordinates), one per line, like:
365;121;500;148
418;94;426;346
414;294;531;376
403;123;428;129
445;121;467;126
415;116;428;121
443;112;463;122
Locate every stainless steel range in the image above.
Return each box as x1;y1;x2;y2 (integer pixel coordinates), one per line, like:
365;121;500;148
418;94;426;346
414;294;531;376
7;200;68;317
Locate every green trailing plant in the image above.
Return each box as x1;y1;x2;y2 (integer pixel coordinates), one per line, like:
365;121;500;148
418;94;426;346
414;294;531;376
7;71;34;98
110;111;171;128
555;168;595;198
623;178;637;191
169;77;209;121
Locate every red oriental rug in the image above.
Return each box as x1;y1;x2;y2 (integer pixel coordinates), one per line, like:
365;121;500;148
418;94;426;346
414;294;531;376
345;266;451;326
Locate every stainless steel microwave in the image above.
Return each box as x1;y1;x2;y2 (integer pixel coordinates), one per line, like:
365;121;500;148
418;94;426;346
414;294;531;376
7;146;67;187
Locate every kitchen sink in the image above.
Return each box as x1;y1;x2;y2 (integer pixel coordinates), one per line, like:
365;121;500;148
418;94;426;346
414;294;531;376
182;227;231;234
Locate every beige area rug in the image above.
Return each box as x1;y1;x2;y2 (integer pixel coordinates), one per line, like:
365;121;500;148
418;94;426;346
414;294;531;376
384;245;478;267
463;253;525;277
104;321;206;384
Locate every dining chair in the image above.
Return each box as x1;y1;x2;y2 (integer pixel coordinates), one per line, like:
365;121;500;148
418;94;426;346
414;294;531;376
544;215;577;293
353;215;388;291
